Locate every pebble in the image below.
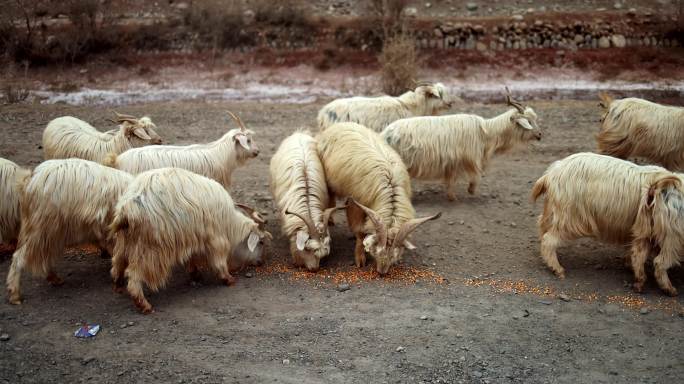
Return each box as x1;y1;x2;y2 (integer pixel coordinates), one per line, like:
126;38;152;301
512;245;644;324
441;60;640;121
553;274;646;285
640;307;649;315
396;346;405;352
245;271;254;278
0;334;10;341
558;294;571;302
127;321;134;327
538;300;552;305
337;283;351;292
420;315;428;320
120;324;127;329
81;356;96;365
282;359;290;365
466;2;478;11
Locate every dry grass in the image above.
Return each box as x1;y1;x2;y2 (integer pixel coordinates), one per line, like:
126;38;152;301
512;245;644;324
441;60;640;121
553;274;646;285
2;62;30;104
379;33;417;96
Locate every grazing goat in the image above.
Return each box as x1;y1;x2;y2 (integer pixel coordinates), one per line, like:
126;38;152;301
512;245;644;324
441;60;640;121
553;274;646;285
597;93;684;170
317;82;452;132
106;111;258;188
109;167;272;313
270;131;343;271
317;122;441;274
0;158;30;246
43;112;162;163
6;159;133;304
532;152;684;296
382;88;542;201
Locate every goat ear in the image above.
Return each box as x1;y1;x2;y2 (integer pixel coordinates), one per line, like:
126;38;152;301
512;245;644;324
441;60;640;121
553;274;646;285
235;133;250;150
515;117;534;130
248;232;260;252
647;176;681;209
403;239;417;250
132;127;152;140
363;234;376;253
296;231;309;251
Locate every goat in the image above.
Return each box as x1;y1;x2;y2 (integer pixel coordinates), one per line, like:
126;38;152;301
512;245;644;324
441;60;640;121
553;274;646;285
109;167;272;313
382;88;542;200
105;111;258;188
43;112;162;163
317;82;452;132
317;122;441;274
532;152;684;296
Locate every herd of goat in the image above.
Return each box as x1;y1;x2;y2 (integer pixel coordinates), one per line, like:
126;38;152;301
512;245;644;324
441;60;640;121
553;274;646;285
1;83;683;313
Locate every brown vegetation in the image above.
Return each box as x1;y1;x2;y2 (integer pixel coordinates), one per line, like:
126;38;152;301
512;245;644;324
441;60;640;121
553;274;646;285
379;33;417;96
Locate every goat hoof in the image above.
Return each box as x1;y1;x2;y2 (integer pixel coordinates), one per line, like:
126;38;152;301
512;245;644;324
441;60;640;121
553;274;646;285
632;282;644;293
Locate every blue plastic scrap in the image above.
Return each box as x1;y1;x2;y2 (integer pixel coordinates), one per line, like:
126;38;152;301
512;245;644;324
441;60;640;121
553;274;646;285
74;324;101;338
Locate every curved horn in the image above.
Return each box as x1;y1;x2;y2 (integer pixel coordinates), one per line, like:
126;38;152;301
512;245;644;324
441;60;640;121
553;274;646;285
285;209;319;240
236;203;266;225
322;205;346;231
505;87;525;113
393;212;442;249
227;110;247;133
347;198;387;248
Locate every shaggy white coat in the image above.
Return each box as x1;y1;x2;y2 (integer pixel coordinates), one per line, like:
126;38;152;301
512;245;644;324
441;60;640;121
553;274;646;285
43;116;161;163
107;128;258;188
598;96;684;170
382;107;541;200
6;159;133;304
270;131;331;271
0;158;30;245
317;83;451;132
532;152;684;296
109;167;269;313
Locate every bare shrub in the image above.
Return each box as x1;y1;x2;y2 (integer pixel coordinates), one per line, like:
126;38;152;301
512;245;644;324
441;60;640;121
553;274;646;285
369;0;409;38
182;1;253;49
379;33;417;96
2;63;30;105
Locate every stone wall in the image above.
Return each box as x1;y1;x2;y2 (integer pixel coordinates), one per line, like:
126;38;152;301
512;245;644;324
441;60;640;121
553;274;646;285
418;17;679;51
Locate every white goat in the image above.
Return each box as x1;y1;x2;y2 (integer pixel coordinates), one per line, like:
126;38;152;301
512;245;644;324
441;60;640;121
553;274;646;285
270;131;343;271
317;122;441;274
6;159;133;304
532;152;684;296
43;112;162;164
0;158;31;246
317;82;452;132
382;89;542;201
597;93;684;170
109;167;272;313
105;111;258;188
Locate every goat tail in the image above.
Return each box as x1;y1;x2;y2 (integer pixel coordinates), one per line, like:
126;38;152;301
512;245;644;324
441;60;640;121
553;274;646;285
598;92;613;110
102;153;118;168
531;174;548;202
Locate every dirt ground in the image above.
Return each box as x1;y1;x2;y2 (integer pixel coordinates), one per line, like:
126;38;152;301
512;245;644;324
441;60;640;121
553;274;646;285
0;99;683;383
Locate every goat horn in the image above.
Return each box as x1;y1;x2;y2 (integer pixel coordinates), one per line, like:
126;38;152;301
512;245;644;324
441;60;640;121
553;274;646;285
393;212;442;249
113;111;137;119
227;110;247;133
322;205;346;232
285;209;319;241
505;87;525;113
236;203;266;225
347;198;387;248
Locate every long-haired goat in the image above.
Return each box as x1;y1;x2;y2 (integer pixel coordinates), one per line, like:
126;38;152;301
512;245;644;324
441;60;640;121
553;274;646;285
317;82;452;132
109;167;272;313
105;111;258;188
0;158;30;247
43;112;162;163
270;131;344;271
382;88;542;201
6;159;133;304
317;122;441;274
597;93;684;170
531;152;684;296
